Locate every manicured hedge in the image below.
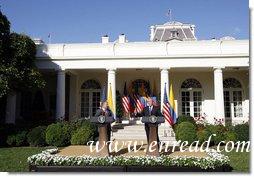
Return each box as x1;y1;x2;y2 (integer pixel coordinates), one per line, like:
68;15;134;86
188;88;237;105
45;122;72;147
175;122;197;144
45;119;98;147
70;119;98;145
175;115;249;146
234;123;249;142
27;126;47;146
6;131;27;146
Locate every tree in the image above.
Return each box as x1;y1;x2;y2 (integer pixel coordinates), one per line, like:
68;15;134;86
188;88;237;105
0;10;10;97
0;10;45;98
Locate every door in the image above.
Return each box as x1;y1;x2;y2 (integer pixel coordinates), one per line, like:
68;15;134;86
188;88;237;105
181;90;202;118
224;89;243;122
80;90;101;118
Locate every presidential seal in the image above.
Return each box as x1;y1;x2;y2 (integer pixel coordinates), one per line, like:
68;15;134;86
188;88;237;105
149;115;157;123
98;115;106;123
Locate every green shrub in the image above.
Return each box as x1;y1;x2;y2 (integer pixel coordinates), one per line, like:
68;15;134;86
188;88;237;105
6;131;27;146
205;125;227;145
71;126;94;145
196;129;211;144
225;131;237;143
70;119;98;137
6;134;16;146
0;124;16;146
45;122;72;147
176;122;197;145
27;126;47;146
15;131;27;146
176;115;196;126
70;120;98;145
234;123;249;141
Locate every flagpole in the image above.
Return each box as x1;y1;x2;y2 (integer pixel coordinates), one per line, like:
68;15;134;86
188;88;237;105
48;33;51;44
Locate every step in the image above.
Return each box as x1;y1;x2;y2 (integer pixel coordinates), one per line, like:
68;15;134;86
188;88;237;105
112;134;176;140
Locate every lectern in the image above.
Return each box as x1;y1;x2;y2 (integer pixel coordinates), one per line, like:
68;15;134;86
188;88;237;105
90;116;115;156
141;116;165;156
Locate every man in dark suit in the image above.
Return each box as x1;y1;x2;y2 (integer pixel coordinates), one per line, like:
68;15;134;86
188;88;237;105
95;101;113;141
135;97;161;144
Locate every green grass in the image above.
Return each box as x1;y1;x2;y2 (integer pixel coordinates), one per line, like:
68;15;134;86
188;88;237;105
0;146;250;172
0;147;49;172
222;149;250;172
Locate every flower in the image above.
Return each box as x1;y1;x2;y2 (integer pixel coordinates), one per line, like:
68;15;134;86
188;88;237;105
27;148;229;170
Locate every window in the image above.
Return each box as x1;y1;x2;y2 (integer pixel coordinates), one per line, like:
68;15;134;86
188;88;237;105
223;78;243;120
181;78;202;117
80;79;101;118
131;79;150;95
81;79;101;89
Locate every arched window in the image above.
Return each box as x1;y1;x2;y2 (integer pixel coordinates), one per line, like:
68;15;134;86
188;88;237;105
131;79;150;95
181;78;202;89
80;79;101;118
81;79;101;89
223;78;243;120
180;78;202;117
223;78;242;88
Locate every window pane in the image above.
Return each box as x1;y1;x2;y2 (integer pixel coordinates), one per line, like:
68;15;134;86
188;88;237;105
224;91;231;118
233;91;243;117
181;91;190;116
193;91;202;117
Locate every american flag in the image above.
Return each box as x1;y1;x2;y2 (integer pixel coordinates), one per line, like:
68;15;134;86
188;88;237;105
133;94;143;113
122;82;130;114
162;84;173;125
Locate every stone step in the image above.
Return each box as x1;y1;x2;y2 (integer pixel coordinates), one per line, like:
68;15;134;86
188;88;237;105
113;129;170;133
114;125;174;131
112;134;176;140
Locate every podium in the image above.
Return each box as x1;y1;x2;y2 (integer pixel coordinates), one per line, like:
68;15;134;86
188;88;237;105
141;116;165;156
90;116;115;156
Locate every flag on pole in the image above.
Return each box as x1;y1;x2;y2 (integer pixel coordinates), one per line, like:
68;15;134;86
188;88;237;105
162;83;173;125
107;84;115;116
152;80;157;97
169;84;177;123
101;84;107;102
122;82;130;114
139;83;146;97
133;94;143;113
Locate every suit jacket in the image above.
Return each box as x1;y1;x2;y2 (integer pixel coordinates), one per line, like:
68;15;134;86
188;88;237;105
137;106;162;117
95;108;113;117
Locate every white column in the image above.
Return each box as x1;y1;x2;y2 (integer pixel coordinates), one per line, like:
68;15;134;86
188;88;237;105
213;67;225;124
5;92;17;124
107;69;116;118
56;70;65;120
160;68;169;111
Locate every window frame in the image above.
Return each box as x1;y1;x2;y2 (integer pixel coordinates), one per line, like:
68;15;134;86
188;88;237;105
180;88;203;118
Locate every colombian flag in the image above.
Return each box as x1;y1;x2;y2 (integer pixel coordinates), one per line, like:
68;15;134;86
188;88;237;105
107;84;115;118
169;83;177;124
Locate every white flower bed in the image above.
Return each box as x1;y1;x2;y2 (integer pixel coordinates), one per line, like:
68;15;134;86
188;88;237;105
27;148;229;170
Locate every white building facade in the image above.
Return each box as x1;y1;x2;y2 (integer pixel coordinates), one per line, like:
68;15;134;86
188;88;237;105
4;21;249;125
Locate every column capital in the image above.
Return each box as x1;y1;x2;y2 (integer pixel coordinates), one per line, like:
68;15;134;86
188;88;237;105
106;68;117;71
159;67;171;71
56;67;65;72
213;66;225;71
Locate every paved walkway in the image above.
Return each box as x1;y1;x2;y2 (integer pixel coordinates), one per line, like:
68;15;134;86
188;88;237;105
57;140;207;157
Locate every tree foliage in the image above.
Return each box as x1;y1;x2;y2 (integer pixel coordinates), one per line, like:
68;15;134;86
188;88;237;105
0;10;45;97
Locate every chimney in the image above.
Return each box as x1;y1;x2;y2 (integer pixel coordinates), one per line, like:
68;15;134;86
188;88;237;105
150;26;155;41
101;35;109;43
118;34;126;43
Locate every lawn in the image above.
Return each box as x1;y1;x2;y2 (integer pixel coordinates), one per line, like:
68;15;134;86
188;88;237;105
0;147;49;172
0;146;250;172
222;150;250;172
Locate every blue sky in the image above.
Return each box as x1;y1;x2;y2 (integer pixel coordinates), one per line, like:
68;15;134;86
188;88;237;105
1;0;249;43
